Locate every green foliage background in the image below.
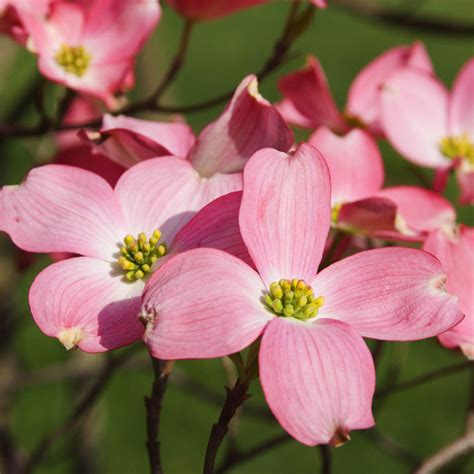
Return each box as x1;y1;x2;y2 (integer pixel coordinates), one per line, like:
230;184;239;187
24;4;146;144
0;1;473;473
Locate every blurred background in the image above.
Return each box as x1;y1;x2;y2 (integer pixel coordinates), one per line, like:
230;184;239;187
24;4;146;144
0;1;473;473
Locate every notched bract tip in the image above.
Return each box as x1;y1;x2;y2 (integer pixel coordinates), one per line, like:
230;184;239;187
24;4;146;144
58;327;84;351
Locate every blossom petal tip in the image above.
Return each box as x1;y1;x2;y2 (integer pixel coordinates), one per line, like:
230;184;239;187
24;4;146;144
461;344;474;360
57;327;85;351
329;429;351;448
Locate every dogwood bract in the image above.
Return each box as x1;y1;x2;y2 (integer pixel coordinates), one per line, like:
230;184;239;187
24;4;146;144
423;225;474;359
82;75;293;201
381;58;474;204
140;143;463;446
19;0;160;107
0;163;249;352
278;42;432;135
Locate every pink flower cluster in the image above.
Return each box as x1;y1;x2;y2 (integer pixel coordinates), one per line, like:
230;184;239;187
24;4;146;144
0;0;472;449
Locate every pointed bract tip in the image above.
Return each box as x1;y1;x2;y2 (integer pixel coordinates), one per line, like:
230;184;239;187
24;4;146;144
58;327;84;351
460;344;474;360
329;428;351;447
428;273;448;293
247;77;264;102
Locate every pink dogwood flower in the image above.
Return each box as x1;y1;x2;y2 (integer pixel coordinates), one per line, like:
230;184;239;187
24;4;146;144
381;58;474;204
81;75;293;202
423;225;474;359
308;126;455;240
0;163;249;353
278;42;432;136
19;0;161;107
141;143;462;446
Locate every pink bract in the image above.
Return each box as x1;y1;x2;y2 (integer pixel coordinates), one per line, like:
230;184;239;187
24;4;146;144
82;75;293;202
423;226;474;359
278;42;432;136
19;0;160;107
381;58;474;204
141;144;462;446
0;163;249;352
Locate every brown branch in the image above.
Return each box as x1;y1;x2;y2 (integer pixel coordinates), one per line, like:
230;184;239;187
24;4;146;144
375;361;474;399
362;428;419;467
19;349;134;474
145;358;173;474
333;0;474;35
414;431;474;473
203;380;250;474
215;432;291;474
319;445;332;474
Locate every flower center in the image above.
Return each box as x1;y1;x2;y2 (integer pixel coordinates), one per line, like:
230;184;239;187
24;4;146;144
118;230;166;281
55;44;91;77
331;203;342;224
439;134;474;164
263;279;325;321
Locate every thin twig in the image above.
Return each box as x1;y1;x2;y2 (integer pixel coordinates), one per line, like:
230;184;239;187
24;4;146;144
375;361;473;399
20;349;135;474
215;432;291;474
145;358;174;474
362;428;419;467
319;445;332;474
203;380;250;474
465;365;474;434
333;0;474;35
414;431;474;473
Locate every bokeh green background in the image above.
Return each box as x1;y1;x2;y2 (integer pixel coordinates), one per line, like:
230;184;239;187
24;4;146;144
0;1;473;473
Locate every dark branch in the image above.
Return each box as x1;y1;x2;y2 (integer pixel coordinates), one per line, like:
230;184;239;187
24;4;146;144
375;361;474;399
333;0;474;35
19;349;134;474
203;380;250;474
145;358;173;474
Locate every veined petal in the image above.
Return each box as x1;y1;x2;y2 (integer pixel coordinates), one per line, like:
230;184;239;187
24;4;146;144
377;186;456;233
114;157;202;243
381;69;450;168
29;257;144;352
424;227;474;358
0;165;124;259
278;57;346;132
189;75;293;177
309;127;384;205
141;248;270;360
80;114;196;168
312;247;463;340
347;42;433;134
449;58;474;138
423;226;473;328
83;0;160;63
240;144;331;286
171;191;252;266
260;317;375;446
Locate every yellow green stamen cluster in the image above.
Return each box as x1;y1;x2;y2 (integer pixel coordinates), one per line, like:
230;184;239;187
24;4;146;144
118;230;166;281
331;203;342;224
263;279;325;321
55;44;91;77
439;134;474;164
